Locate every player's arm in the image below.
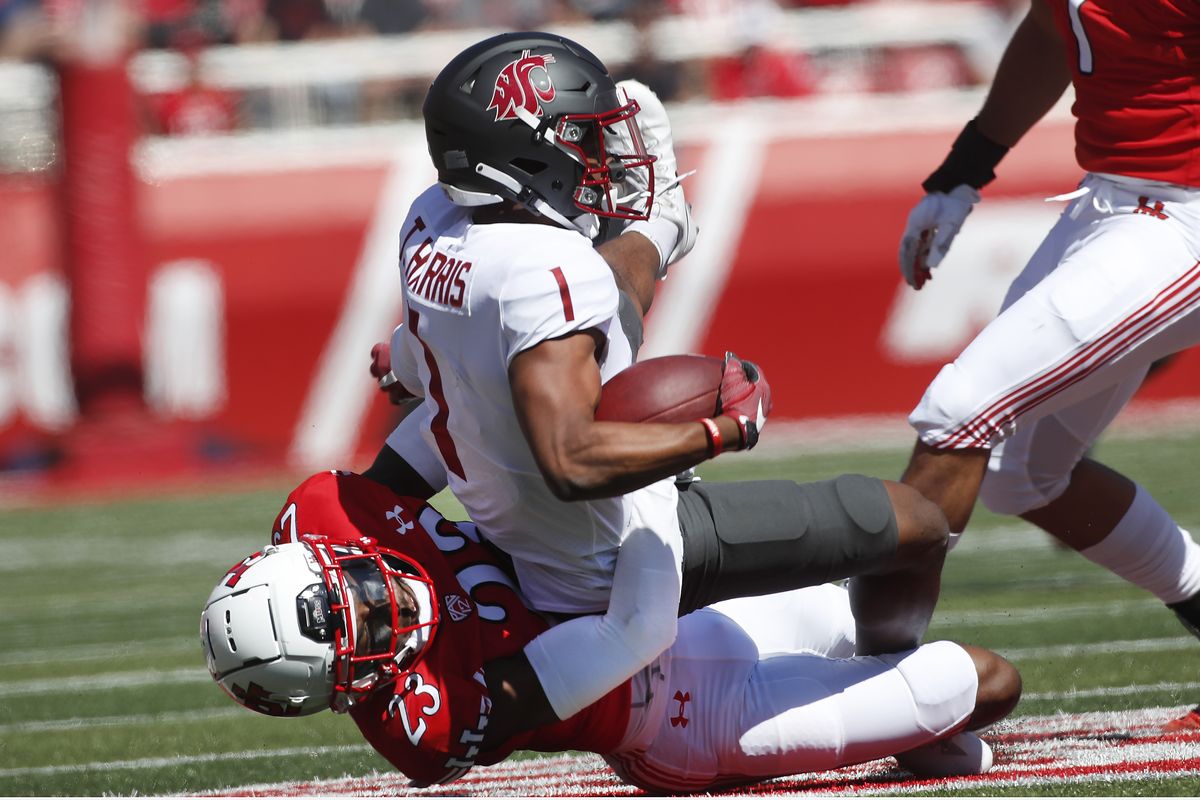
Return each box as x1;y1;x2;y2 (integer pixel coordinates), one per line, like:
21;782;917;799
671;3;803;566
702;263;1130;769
363;400;449;500
898;1;1070;288
509;331;746;501
483;526;681;745
363;441;440;500
479;651;556;747
595;231;661;319
973;0;1071;147
362;325;449;500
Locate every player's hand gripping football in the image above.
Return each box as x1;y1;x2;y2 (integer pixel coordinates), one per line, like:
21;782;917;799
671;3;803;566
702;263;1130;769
716;352;771;450
369;341;414;405
897;184;980;289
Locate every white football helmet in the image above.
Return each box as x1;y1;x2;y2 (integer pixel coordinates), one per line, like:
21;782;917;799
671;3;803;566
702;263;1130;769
200;537;438;716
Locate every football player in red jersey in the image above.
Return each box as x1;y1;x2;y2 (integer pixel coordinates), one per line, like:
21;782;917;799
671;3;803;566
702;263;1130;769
896;0;1200;728
201;470;1020;791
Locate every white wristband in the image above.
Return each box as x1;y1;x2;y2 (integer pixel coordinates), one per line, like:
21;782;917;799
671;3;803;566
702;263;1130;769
624;217;679;279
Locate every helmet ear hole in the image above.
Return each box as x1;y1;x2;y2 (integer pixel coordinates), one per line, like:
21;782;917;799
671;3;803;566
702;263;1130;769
510;157;548;176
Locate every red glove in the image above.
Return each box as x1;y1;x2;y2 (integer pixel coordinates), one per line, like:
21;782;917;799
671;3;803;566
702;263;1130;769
716;352;771;450
369;341;414;405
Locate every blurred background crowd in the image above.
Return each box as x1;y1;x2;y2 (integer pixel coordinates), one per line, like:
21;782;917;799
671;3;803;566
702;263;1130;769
0;0;1020;159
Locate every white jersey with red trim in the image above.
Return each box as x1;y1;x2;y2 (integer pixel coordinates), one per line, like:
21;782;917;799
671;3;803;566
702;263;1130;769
269;471;632;786
390;185;681;615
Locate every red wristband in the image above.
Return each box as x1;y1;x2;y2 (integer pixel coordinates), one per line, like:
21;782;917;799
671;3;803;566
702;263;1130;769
699;417;722;458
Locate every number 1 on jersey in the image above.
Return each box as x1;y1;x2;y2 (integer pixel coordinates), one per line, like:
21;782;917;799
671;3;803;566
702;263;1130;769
550;266;575;322
1067;0;1094;74
408;306;466;480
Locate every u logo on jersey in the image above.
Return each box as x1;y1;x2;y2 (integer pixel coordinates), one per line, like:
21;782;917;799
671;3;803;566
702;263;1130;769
488;50;556;122
1134;196;1169;221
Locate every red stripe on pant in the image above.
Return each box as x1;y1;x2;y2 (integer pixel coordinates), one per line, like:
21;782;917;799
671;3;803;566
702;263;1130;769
939;262;1200;448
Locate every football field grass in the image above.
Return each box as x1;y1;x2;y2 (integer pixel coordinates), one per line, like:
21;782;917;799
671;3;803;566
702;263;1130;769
2;429;1199;796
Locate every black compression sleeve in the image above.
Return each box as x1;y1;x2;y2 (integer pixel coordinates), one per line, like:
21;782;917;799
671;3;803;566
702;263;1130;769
921;118;1010;193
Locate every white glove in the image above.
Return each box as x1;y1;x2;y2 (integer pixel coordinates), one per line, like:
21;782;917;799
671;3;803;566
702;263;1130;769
897;184;980;290
616;79;698;276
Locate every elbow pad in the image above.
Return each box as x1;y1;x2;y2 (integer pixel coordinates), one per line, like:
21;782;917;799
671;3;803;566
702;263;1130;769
523;527;682;719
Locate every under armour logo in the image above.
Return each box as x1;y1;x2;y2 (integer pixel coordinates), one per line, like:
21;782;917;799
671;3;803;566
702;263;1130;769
1134;196;1168;220
386;506;415;535
670;690;690;728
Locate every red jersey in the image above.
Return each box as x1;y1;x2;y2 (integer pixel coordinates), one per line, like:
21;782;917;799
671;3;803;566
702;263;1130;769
270;471;631;786
1043;0;1200;186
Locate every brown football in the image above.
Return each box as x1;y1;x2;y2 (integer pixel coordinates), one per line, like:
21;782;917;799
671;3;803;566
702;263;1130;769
595;354;724;424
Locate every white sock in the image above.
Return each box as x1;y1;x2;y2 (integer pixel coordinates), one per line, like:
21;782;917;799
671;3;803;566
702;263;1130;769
1079;484;1200;604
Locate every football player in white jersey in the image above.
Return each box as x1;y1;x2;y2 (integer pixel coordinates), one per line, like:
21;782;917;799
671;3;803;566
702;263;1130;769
361;32;973;757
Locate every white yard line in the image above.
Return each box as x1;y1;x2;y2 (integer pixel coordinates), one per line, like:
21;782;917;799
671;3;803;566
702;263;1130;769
1002;636;1196;660
0;707;243;735
0;745;370;779
0;637;194;666
933;597;1162;626
1021;681;1200;702
0;667;208;697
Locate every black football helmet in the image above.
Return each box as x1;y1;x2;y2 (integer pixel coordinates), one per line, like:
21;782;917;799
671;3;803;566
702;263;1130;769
423;31;655;239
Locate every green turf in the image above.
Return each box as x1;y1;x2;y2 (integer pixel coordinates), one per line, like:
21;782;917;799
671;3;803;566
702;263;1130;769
2;430;1199;795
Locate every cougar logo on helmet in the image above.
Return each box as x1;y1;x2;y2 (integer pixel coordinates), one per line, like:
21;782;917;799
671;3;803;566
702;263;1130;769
487;50;556;122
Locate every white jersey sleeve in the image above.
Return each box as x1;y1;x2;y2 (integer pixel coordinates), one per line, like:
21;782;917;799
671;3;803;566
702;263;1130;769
497;240;620;367
388;321;422;397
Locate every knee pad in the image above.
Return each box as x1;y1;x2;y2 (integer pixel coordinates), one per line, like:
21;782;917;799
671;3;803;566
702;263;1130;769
892;641;978;736
909;364;993;447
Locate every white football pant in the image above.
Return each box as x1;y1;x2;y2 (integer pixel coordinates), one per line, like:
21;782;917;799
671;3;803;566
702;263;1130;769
605;585;978;792
909;173;1200;514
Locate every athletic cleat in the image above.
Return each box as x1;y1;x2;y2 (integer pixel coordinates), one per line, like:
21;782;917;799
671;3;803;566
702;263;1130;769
1166;592;1200;640
1163;705;1200;732
895;731;993;778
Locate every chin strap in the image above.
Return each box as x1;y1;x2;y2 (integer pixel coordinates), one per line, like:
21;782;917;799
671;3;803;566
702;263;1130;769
446;161;600;239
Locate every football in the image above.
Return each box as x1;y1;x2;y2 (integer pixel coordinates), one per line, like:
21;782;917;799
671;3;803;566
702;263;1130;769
595;354;723;424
